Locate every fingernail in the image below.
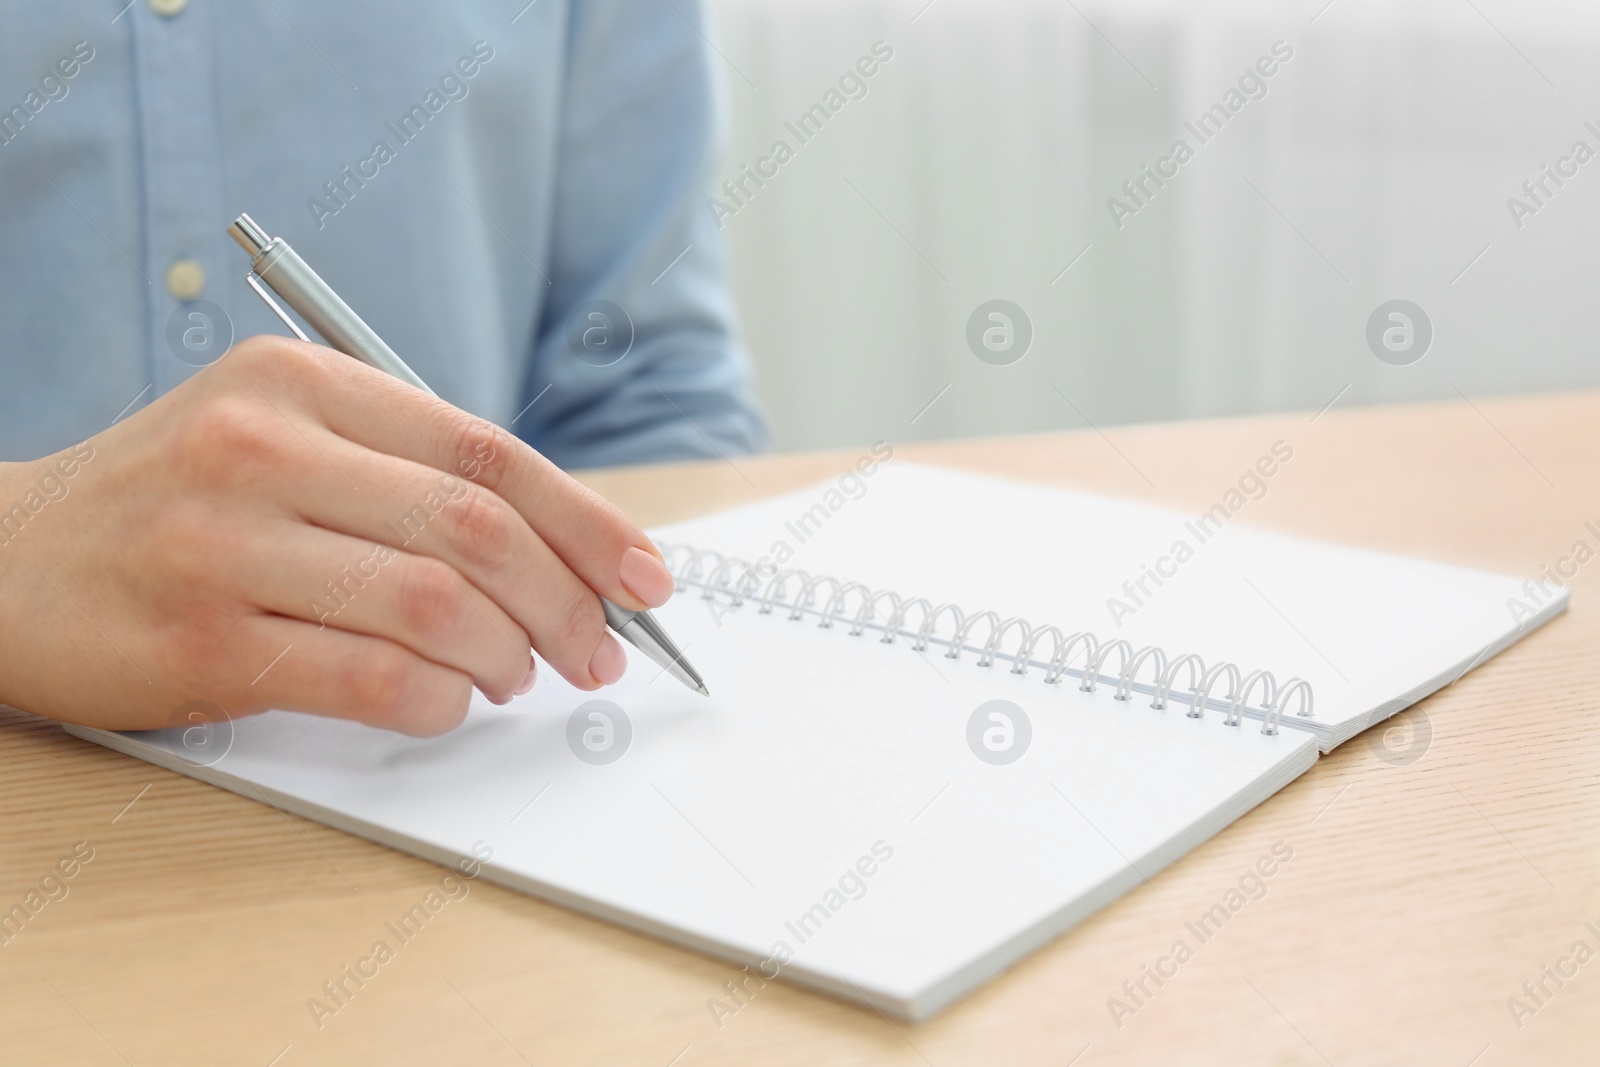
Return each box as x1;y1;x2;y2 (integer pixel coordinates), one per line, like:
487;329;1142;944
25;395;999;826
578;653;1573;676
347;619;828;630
514;659;537;696
619;545;675;608
588;632;628;686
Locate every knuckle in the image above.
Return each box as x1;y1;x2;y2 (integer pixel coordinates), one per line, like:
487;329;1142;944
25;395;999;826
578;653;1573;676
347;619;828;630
173;404;315;493
345;646;422;727
551;586;606;658
228;335;327;386
175;397;282;477
149;500;224;570
271;342;330;392
446;414;510;489
395;558;465;643
154;600;247;692
161;619;222;678
443;485;516;572
218;334;279;374
411;678;473;737
149;520;253;613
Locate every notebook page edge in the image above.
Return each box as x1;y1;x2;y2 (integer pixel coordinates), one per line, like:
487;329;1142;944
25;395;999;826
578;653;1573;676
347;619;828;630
905;727;1319;1019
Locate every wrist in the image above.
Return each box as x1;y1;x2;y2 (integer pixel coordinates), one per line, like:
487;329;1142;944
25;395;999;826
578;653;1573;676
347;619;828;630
0;458;31;560
0;459;35;709
0;441;97;614
0;442;97;559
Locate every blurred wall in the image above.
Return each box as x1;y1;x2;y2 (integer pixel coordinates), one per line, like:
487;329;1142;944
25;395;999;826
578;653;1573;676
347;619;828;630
705;0;1600;451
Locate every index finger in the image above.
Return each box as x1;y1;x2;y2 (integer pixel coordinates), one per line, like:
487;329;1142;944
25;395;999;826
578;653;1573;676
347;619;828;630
262;339;675;612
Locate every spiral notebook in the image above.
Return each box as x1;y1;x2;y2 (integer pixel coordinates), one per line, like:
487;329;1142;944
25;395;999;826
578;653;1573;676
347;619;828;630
65;463;1563;1019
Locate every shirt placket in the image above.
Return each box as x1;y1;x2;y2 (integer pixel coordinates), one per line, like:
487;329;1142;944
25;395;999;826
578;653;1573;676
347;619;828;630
129;0;227;398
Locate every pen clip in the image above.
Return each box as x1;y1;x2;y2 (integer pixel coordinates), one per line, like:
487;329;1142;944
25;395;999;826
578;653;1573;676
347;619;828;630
245;271;311;343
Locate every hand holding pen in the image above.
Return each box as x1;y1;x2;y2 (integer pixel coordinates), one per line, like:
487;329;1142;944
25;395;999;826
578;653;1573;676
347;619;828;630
229;213;706;698
0;223;697;738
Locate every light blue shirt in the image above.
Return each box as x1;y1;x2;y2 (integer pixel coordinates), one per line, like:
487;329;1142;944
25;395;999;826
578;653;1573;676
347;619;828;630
0;1;767;468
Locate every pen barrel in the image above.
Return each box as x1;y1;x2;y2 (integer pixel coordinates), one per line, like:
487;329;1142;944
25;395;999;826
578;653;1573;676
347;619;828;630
252;241;435;397
601;600;639;631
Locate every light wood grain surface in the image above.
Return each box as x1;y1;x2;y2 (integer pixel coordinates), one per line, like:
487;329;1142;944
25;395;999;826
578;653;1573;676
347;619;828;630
3;393;1597;1066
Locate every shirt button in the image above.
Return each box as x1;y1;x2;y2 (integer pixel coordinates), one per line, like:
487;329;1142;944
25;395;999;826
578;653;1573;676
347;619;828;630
148;0;187;16
165;259;206;301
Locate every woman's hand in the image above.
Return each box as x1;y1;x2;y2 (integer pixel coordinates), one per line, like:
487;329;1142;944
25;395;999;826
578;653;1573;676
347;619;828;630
0;336;677;736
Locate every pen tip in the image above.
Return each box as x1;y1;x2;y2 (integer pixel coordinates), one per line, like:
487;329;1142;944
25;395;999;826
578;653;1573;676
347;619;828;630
696;684;710;697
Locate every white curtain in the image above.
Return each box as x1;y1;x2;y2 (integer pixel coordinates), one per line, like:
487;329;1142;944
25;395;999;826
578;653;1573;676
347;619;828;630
707;0;1600;450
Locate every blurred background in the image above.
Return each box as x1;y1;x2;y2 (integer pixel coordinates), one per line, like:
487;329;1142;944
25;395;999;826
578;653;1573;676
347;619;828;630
703;0;1600;451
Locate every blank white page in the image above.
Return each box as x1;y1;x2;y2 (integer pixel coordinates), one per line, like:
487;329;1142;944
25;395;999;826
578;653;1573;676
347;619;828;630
651;464;1562;749
69;582;1315;1019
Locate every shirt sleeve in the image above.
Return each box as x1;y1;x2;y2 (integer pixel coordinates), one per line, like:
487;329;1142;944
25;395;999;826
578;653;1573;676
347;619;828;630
519;0;770;470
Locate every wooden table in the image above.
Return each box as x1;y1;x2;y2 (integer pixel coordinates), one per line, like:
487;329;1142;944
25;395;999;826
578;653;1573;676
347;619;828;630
3;393;1596;1066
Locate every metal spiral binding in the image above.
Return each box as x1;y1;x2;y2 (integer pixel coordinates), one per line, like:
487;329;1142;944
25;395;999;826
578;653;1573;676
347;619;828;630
662;544;1314;736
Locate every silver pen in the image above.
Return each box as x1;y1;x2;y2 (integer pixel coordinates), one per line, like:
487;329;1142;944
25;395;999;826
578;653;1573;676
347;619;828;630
227;212;708;697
